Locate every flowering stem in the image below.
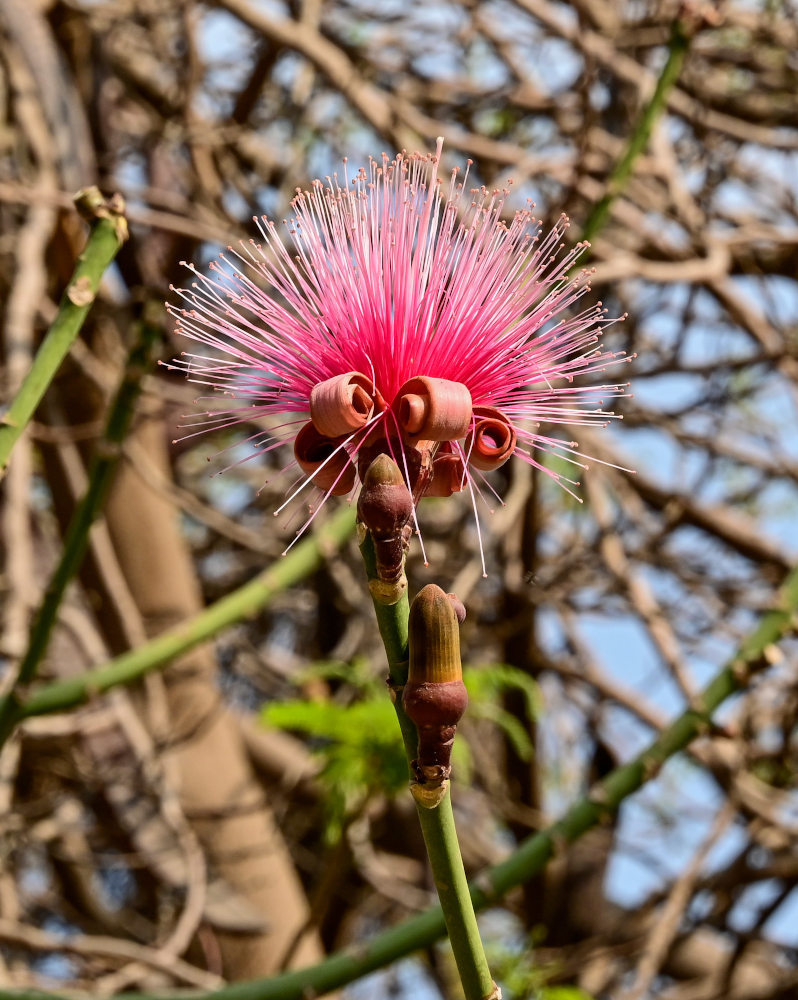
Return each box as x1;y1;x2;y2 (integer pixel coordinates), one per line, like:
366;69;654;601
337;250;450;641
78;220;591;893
0;188;128;479
0;506;356;748
359;531;497;1000
8;562;795;1000
414;796;496;998
580;17;691;248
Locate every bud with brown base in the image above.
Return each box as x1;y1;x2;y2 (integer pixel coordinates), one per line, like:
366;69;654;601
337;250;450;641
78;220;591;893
357;454;414;604
403;585;468;805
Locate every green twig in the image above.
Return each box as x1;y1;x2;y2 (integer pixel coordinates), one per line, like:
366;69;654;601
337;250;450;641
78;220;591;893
579;18;691;249
10;561;791;1000
356;528;414;745
359;533;496;1000
415;794;495;998
0;507;357;747
0;313;162;748
0;188;128;479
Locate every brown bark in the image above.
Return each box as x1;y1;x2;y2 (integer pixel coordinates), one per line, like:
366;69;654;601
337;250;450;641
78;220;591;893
101;408;324;978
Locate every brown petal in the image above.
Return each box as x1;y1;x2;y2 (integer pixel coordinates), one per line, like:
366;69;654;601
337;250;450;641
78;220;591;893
467;405;517;471
425;451;467;497
293;421;356;495
395;376;472;442
309;371;377;437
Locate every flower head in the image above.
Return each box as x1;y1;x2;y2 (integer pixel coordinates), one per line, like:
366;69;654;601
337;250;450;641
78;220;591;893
167;139;629;567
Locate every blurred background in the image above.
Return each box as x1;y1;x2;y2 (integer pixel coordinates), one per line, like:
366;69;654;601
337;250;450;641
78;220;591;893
1;1;797;998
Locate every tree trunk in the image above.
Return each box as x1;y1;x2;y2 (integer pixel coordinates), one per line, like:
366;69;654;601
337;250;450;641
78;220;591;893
101;409;324;978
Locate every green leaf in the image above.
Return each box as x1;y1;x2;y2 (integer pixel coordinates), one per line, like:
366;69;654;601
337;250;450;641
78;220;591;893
261;661;541;839
262;694;407;842
463;664;541;759
294;656;383;695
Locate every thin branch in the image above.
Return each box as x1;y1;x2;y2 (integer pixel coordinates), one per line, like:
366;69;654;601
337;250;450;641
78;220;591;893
0;505;357;746
0;918;222;991
16;318;161;684
0;188;128;478
580;16;691;247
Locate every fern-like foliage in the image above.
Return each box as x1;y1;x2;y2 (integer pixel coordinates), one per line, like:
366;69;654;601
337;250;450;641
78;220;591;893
262;660;542;840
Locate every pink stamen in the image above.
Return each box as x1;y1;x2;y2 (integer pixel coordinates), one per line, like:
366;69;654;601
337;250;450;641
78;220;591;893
168;140;630;570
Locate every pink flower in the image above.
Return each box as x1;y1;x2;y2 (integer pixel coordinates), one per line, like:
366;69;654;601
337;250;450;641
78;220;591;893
167;139;628;564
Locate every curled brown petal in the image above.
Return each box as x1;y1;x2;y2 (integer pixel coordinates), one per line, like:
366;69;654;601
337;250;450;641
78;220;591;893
395;376;472;442
294;421;356;495
466;405;517;471
309;371;377;438
426;451;467;497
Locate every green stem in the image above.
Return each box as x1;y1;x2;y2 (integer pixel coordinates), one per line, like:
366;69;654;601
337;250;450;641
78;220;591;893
9;561;790;1000
0;188;128;478
13;315;161;693
359;533;495;1000
580;18;690;249
0;507;356;746
415;792;494;998
357;529;415;749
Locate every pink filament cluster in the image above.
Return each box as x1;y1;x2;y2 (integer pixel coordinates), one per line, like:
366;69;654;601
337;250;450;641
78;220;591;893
167;139;629;564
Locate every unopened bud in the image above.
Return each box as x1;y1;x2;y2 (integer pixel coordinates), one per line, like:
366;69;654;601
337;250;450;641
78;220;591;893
357;454;413;540
403;585;468;797
358;454;413;603
356;430;433;501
